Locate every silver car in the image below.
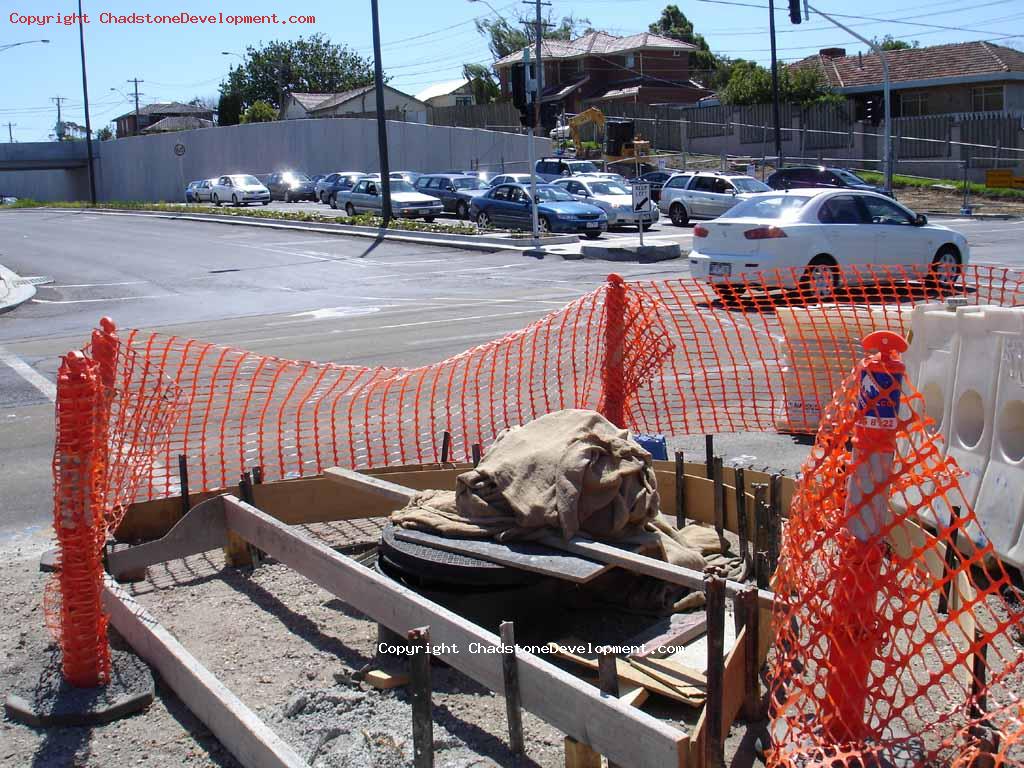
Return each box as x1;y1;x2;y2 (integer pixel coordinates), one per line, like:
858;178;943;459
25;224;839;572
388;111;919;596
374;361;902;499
553;177;659;230
336;178;443;220
210;174;271;207
658;172;770;226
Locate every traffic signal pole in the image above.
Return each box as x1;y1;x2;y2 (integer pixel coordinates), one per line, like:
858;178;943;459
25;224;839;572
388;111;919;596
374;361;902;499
524;49;540;248
768;0;783;170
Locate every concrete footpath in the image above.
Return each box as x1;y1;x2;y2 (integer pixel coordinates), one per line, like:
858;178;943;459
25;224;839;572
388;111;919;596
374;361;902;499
0;264;36;312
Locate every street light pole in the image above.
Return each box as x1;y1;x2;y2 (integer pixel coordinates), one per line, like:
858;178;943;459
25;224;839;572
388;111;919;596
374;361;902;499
0;39;50;54
77;0;97;204
768;0;784;168
370;0;393;225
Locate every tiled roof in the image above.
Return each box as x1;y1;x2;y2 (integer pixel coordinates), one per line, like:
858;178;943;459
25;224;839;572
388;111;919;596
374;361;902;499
494;30;695;68
306;85;377;113
288;92;336;111
115;101;211;121
789;41;1024;90
141;116;215;133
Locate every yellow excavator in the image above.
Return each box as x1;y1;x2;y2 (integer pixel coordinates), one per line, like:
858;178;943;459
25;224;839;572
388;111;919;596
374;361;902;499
567;107;650;162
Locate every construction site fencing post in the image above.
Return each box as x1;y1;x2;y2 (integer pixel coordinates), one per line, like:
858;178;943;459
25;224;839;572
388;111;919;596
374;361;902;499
601;273;628;428
51;350;110;687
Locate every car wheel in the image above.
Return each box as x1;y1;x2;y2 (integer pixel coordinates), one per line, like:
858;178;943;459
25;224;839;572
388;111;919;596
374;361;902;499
539;216;552;234
456;201;468;220
712;285;745;305
213;194;221;207
329;194;338;210
584;231;602;240
424;216;435;223
318;192;326;204
476;212;491;227
232;194;239;207
345;203;355;217
799;256;839;302
927;245;962;290
670;203;689;227
261;201;269;206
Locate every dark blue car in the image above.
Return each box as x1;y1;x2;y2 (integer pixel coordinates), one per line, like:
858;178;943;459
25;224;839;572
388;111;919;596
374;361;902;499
470;183;607;238
414;174;490;219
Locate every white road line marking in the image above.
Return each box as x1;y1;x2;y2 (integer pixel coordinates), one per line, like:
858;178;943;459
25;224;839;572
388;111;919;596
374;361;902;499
0;346;56;402
47;281;150;288
32;294;169;304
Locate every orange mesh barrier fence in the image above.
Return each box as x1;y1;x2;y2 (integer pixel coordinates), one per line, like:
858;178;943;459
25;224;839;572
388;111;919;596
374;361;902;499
48;264;1024;689
767;331;1024;767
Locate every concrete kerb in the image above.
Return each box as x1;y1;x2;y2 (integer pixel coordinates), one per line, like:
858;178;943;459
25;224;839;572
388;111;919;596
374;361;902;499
31;208;580;254
575;239;683;263
0;263;37;313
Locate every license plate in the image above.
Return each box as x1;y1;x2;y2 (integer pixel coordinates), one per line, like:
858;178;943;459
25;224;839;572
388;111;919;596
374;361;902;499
419;209;431;215
709;262;732;276
586;222;599;229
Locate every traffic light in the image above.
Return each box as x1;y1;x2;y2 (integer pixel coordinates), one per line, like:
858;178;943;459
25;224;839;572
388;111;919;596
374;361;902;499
789;0;802;23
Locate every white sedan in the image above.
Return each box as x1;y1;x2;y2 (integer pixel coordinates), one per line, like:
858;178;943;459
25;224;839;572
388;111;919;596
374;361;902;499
553;176;658;230
688;189;969;302
210;174;270;207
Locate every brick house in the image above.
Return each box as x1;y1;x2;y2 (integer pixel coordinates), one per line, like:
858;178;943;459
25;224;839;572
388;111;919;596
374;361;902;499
114;102;214;138
492;30;711;114
789;41;1024;122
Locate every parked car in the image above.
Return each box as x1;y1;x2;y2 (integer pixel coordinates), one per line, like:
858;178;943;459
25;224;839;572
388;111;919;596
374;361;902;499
632;170;673;202
766;166;889;196
193;178;217;203
658;172;771;226
185;180;203;202
488;173;533;187
687;189;968;303
210;174;271;207
579;172;630;187
535;157;602;181
470;183;608;238
315;172;346;203
310;174;326;185
552;177;658;230
389;171;422;185
323;172;366;209
414;174;490;219
265;171;317;202
334;178;443;220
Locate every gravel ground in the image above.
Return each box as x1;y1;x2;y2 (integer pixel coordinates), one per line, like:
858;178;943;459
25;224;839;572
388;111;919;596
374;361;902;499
1;522;766;768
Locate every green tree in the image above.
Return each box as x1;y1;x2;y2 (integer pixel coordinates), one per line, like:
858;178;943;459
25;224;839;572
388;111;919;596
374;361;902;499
95;125;113;141
462;63;500;104
648;5;717;83
475;13;588;60
871;35;919;51
219;34;375;111
217;91;242;126
719;60;773;105
240;100;279;124
719;61;839;106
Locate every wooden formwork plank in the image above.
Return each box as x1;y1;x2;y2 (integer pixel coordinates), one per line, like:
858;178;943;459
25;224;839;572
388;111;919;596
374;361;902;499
222;496;689;768
101;578;309;768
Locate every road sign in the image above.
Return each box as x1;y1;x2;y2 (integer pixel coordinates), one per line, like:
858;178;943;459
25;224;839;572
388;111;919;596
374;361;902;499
174;143;186;157
633;182;652;247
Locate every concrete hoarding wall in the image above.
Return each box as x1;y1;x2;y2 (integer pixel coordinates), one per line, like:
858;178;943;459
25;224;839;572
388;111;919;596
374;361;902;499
0;118;551;203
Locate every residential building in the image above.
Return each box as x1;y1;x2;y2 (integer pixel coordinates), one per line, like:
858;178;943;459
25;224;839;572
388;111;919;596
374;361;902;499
415;79;476;108
114;102;214;138
141;116;215;134
279;85;429;123
789;41;1024;121
492;30;711;114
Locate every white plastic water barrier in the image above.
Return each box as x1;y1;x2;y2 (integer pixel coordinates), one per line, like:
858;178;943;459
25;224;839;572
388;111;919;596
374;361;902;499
899;304;1024;567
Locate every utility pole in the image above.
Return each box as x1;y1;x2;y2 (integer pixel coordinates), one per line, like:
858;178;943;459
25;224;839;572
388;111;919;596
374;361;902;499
51;96;67;138
768;0;783;169
77;0;97;204
523;0;549;254
370;0;392;225
127;78;144;133
5;123;15;143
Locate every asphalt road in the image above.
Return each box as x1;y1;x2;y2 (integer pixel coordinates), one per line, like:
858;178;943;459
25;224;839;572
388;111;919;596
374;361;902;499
1;208;1021;546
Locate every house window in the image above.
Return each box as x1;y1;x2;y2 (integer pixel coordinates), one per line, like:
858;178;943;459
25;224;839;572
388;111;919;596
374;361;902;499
972;85;1003;112
454;95;473;106
624;53;635;69
898;91;928;117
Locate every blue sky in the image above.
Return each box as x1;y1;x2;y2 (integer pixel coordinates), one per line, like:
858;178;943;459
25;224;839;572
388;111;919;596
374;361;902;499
2;0;1022;142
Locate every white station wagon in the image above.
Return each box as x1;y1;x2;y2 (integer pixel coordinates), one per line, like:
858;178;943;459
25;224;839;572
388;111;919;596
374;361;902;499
688;189;969;303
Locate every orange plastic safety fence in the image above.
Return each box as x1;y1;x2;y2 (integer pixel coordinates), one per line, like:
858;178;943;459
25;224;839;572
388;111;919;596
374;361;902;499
767;336;1024;766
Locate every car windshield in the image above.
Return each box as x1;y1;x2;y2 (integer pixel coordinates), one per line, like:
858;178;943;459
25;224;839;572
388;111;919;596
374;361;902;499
569;161;599;173
454;178;487;190
534;186;575;202
720;194;812;220
589;182;629;196
389;181;415;193
732;177;771;193
835;169;869;185
283;173;311;183
232;175;261;186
